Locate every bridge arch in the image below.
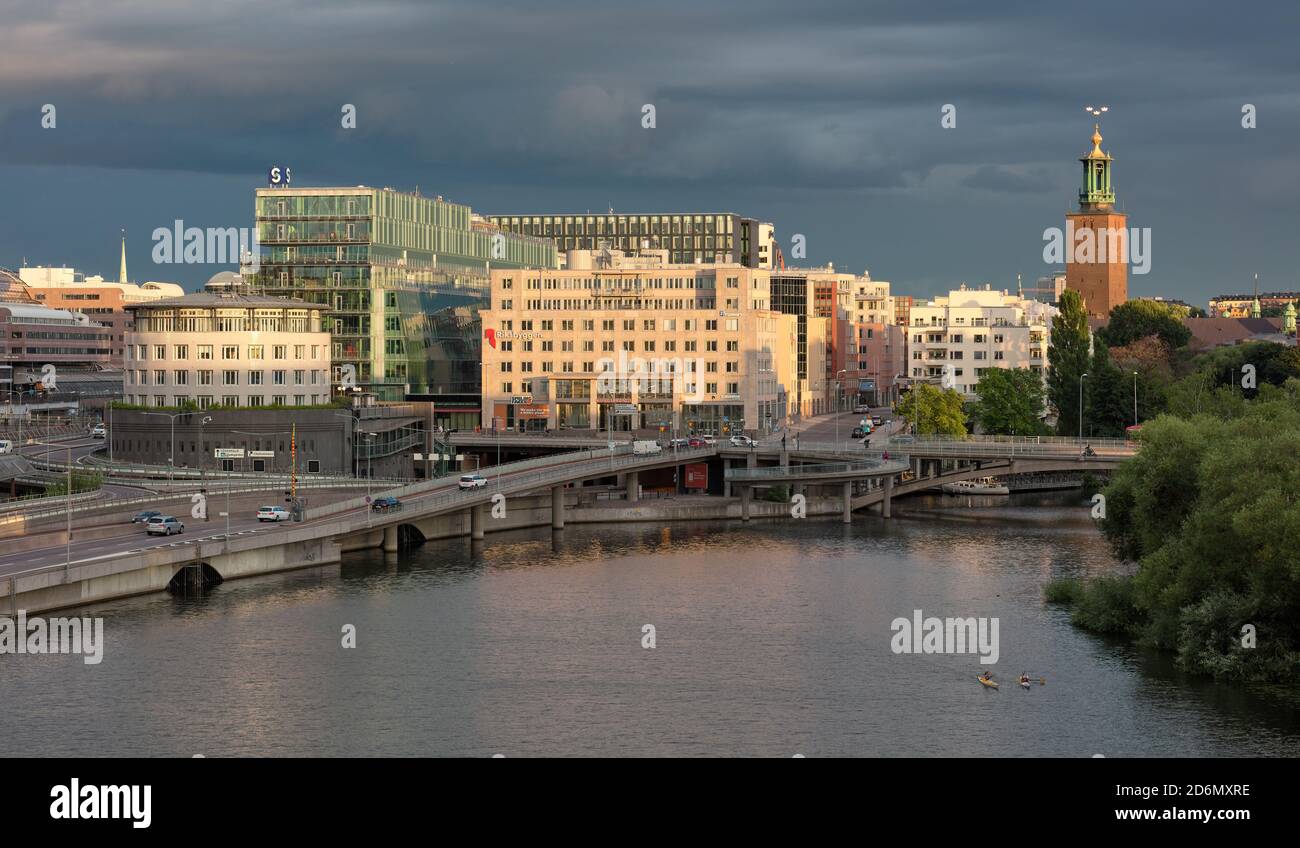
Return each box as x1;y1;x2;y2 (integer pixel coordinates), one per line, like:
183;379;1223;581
167;561;224;595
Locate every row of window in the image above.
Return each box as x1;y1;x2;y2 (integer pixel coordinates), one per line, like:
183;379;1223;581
127;344;323;361
127;370;326;386
499;381;741;396
501;359;741;374
123;395;325;408
499;338;742;355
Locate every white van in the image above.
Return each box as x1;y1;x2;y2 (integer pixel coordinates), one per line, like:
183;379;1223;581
0;440;12;455
632;440;662;455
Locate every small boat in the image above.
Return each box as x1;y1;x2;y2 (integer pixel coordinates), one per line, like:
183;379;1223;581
977;676;999;689
1019;679;1031;689
942;477;1010;496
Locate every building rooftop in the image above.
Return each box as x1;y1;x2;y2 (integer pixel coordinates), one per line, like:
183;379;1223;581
125;292;317;311
1185;317;1286;349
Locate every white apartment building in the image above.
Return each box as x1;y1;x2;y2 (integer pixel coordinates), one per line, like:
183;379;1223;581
480;248;799;435
851;271;895;325
908;284;1056;398
123;291;332;409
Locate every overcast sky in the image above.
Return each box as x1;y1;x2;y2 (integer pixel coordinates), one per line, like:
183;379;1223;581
2;0;1298;304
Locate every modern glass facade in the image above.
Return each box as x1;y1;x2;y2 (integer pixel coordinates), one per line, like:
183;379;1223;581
487;212;763;267
251;188;556;401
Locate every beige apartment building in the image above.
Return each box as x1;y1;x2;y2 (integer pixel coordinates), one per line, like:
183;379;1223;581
908;284;1056;399
124;290;331;409
479;249;799;435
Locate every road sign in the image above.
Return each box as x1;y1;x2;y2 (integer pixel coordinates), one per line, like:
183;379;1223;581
249;450;274;458
214;448;245;459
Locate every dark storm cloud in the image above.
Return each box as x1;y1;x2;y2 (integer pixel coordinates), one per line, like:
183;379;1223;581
1;0;1299;298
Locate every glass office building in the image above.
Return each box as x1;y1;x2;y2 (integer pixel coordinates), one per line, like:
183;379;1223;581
251;187;555;402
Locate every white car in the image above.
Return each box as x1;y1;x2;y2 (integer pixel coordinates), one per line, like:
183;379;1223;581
729;435;756;447
458;474;488;489
91;424;107;439
699;435;717;446
256;505;291;522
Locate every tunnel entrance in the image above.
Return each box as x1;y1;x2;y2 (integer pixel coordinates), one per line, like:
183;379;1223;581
167;562;224;595
396;524;426;550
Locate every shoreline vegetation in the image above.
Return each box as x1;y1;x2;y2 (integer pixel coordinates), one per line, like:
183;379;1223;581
1043;338;1300;682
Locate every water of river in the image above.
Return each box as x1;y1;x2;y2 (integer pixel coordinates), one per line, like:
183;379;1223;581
3;490;1298;757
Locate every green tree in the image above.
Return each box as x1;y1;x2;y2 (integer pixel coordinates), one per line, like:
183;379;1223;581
971;368;1047;435
1069;392;1300;681
1047;289;1091;436
1098;300;1192;349
1084;340;1135;437
897;383;967;437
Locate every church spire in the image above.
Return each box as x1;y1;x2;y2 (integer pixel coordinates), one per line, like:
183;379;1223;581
119;230;128;283
1079;123;1116;211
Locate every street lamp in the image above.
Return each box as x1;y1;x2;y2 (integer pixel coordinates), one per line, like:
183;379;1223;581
1078;373;1089;440
1132;371;1139;429
33;439;73;579
835;369;847;450
141;410;188;488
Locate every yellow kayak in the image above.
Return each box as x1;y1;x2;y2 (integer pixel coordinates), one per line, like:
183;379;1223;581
977;676;999;689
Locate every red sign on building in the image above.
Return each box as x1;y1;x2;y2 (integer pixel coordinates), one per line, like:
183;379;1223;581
684;463;708;489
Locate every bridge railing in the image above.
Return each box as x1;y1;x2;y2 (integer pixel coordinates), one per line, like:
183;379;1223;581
0;478;382;527
322;446;719;532
302;442;670;522
725;457;911;481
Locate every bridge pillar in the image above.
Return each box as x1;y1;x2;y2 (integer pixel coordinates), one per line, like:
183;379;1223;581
882;473;894;518
780;449;789;467
746;451;758;468
740;485;752;521
626;471;639;503
842;481;853;524
382;525;399;553
470;504;484;540
551;485;565;530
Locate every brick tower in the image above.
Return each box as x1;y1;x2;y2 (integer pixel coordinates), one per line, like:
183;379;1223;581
1065;124;1128;320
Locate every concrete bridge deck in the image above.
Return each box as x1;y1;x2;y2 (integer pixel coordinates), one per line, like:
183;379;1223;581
1;436;1133;614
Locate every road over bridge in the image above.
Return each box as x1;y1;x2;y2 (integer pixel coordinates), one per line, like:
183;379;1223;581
1;436;1134;614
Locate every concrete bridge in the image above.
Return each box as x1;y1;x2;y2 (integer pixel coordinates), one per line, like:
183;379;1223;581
1;436;1132;614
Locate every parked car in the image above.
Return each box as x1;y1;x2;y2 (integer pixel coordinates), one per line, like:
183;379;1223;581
257;505;292;522
458;474;488;489
854;404;871;414
632;440;662;455
668;437;689;448
729;435;756;447
91;424;107;439
132;510;163;524
145;515;184;536
699;434;717;446
0;439;12;455
688;437;706;447
371;496;401;512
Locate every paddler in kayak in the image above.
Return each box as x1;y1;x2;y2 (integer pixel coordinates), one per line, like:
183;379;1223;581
979;671;994;684
1019;672;1030;686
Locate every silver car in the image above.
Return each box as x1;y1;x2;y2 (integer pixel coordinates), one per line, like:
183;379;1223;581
145;515;184;536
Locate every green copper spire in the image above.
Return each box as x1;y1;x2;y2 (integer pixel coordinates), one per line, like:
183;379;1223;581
1078;124;1116;210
